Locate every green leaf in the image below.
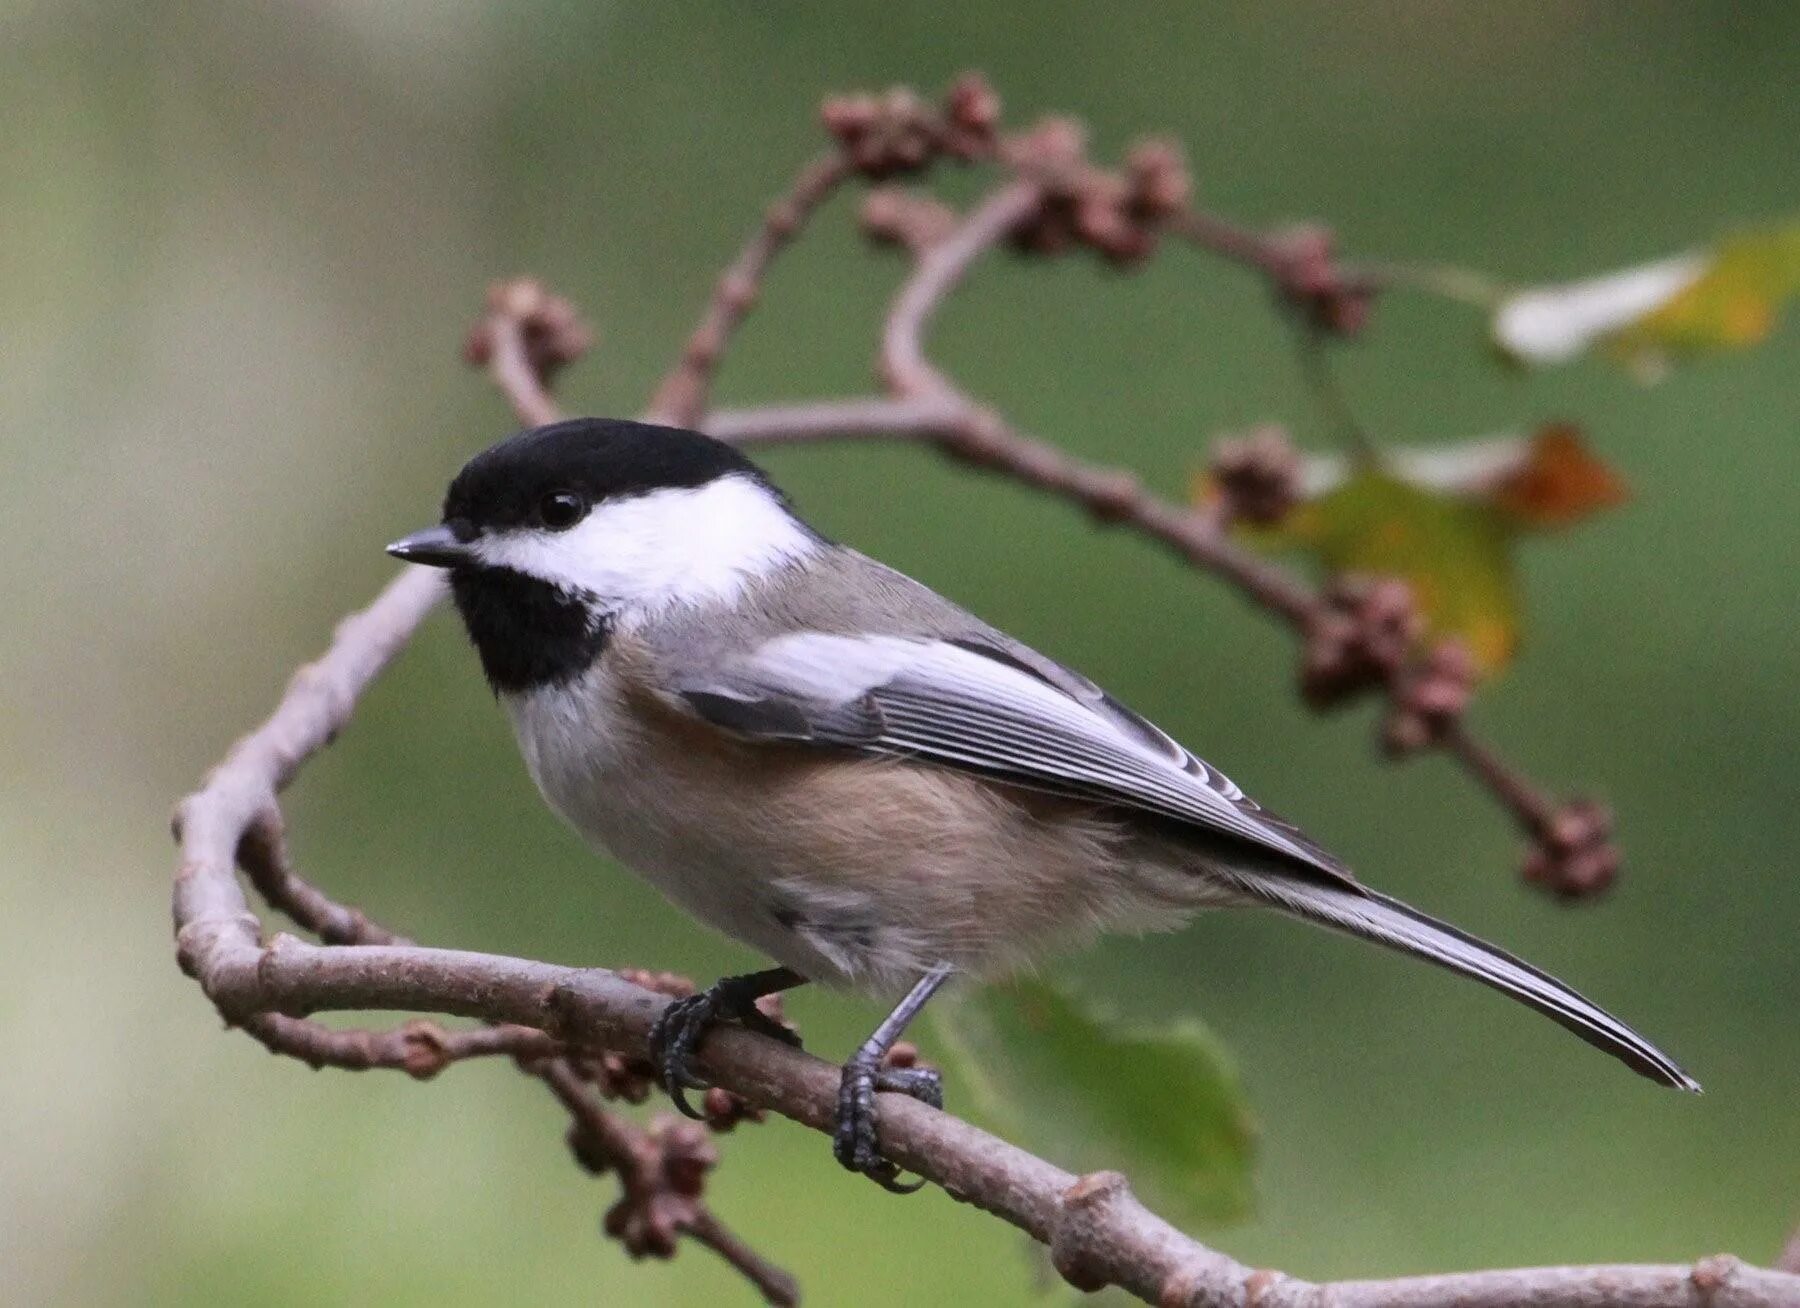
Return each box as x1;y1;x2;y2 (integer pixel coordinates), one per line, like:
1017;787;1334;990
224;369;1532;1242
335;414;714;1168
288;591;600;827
929;977;1255;1226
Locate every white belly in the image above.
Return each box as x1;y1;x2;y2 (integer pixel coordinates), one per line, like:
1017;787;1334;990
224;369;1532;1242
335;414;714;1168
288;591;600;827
502;663;1202;994
502;670;897;987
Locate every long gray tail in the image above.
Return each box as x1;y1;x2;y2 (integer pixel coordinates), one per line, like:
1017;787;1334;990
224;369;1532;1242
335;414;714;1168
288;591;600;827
1232;871;1699;1091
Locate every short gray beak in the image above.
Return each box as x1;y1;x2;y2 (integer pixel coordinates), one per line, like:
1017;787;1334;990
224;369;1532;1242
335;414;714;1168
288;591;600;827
386;524;473;568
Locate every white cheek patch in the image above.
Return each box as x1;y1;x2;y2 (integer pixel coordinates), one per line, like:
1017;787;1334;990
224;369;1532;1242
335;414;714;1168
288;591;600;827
473;474;818;613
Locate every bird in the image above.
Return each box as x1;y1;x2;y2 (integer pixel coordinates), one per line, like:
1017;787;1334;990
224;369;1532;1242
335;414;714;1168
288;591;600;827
387;416;1697;1190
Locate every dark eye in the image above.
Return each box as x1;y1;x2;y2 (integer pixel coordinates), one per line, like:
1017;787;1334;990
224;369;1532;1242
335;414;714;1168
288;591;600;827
538;490;588;530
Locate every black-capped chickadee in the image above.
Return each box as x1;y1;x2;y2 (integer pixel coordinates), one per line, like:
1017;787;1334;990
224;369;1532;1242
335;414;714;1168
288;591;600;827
389;418;1696;1189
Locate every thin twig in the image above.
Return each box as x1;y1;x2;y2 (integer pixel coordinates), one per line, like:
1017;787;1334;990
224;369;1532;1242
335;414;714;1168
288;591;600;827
879;180;1043;400
1292;324;1379;464
483;312;563;428
702;394;957;446
1441;720;1559;836
866;180;1587;881
241;1011;563;1076
1169;205;1295;278
646;152;852;426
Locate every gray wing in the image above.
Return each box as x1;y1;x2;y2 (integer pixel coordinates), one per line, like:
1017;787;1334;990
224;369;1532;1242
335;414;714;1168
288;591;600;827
666;628;1354;885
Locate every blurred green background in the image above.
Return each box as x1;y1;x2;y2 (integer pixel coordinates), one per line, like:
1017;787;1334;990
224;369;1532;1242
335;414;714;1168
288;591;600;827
4;3;1797;1304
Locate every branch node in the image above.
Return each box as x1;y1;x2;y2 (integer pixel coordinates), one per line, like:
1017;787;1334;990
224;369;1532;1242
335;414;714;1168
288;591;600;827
1208;424;1303;527
1300;575;1420;709
1051;1170;1132;1292
465;277;593;384
1693;1254;1748;1301
1383;639;1477;756
1522;798;1619;900
1269;223;1374;336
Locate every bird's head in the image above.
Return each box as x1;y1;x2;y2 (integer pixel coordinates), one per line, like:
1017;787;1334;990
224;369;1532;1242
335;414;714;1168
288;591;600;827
388;418;817;692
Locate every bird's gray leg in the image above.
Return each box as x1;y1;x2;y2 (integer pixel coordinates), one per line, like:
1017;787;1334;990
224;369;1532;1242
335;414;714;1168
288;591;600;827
835;963;953;1193
649;966;807;1119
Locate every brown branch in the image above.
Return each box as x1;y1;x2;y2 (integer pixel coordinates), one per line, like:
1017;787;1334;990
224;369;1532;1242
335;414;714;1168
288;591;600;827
241;1011;562;1077
538;1061;799;1306
1169;207;1380;336
1443;722;1558;834
701;394;957;446
645;152;853;426
195;582;796;1307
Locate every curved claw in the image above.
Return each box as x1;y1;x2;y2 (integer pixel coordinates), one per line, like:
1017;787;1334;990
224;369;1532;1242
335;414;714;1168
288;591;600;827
664;1070;703;1121
648;992;716;1120
864;1161;927;1195
833;1059;945;1193
649;972;806;1119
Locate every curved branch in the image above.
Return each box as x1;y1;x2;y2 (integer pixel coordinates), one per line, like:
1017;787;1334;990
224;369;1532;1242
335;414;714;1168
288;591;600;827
211;938;1791;1308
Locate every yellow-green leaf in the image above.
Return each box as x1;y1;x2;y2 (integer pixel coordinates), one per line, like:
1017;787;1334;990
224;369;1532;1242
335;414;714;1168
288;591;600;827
1493;222;1800;378
929;977;1255;1226
1265;469;1522;675
1608;226;1800;373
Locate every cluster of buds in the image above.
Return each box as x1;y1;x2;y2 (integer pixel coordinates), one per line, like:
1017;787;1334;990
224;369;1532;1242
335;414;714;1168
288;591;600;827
601;1116;719;1260
581;1049;655;1104
699;1086;765;1131
698;990;794;1130
1382;640;1477;755
1265;224;1374;336
822;73;1001;180
1299;575;1421;709
1009;124;1192;266
1523;799;1620;899
1207;424;1302;526
463;276;593;382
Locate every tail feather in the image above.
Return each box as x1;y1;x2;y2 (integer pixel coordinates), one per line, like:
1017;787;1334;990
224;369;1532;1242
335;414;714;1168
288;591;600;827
1233;872;1699;1092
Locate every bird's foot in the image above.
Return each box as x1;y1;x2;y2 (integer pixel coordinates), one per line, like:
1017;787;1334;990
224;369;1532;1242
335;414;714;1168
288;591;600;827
648;976;803;1120
833;1058;945;1193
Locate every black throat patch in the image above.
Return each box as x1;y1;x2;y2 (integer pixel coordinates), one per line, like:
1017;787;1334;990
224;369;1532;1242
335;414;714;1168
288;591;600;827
448;566;611;695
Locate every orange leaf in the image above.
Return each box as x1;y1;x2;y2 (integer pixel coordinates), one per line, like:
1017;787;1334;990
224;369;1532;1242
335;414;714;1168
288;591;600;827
1489;425;1630;528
